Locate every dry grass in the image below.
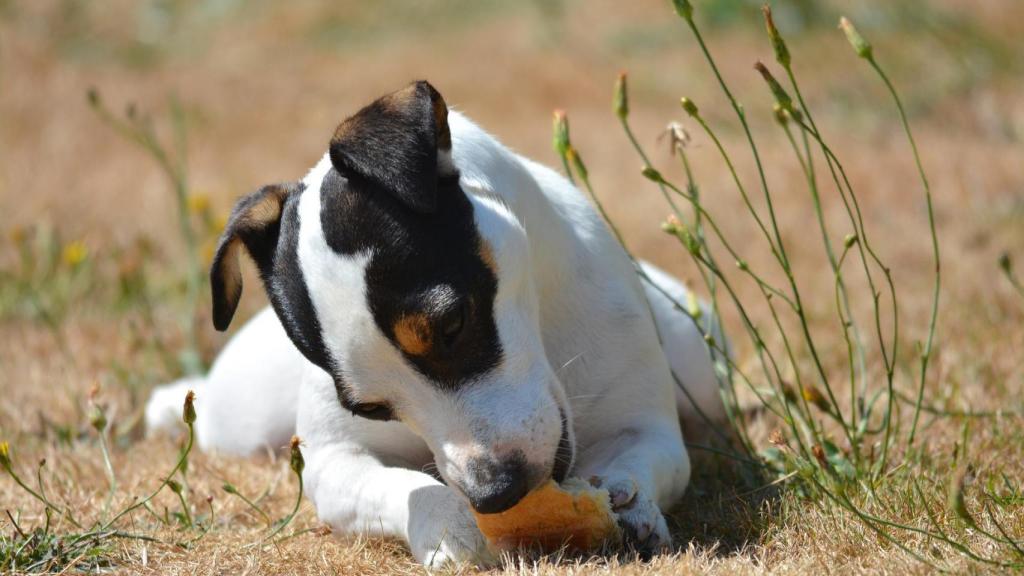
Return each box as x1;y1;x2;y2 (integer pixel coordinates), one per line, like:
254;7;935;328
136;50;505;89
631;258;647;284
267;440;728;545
2;0;1024;574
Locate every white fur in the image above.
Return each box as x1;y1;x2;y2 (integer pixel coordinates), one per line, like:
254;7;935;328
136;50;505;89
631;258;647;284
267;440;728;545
146;110;724;567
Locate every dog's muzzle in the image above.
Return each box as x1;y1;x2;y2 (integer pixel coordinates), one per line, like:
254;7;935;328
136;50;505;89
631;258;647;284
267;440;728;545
463;411;573;514
464;451;531;514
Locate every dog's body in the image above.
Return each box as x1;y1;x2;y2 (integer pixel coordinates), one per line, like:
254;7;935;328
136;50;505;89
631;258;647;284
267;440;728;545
146;82;725;567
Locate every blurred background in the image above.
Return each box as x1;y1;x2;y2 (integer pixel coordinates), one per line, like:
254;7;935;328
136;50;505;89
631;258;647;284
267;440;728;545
1;0;1022;428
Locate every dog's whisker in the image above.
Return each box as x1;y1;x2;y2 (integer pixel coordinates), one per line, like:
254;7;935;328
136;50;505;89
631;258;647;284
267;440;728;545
564;393;606;402
557;352;585;375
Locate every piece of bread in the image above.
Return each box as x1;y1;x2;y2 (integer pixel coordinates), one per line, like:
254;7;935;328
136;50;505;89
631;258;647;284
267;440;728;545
473;478;620;551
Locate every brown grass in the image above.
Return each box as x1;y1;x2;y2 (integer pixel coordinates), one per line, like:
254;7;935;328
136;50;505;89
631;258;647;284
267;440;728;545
2;0;1024;573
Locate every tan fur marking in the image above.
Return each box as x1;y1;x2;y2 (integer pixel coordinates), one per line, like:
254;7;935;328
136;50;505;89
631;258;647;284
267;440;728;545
220;238;243;304
240;189;285;228
376;83;419;114
431;90;451;151
479;239;498;275
394;313;433;356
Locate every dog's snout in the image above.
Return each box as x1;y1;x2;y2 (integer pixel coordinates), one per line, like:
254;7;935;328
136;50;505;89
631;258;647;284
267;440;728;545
464;453;531;514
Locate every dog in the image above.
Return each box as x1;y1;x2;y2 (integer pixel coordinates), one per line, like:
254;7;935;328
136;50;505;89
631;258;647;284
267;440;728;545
146;80;726;567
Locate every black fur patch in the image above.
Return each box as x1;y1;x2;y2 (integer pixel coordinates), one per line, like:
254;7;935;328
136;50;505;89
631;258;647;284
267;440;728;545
329;81;450;214
319;166;503;388
266;191;334;374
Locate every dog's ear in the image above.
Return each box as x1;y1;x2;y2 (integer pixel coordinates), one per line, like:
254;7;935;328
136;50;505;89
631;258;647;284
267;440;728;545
329;80;453;214
210;182;298;331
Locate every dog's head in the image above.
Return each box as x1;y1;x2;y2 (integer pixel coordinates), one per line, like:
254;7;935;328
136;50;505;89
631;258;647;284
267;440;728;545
210;81;573;513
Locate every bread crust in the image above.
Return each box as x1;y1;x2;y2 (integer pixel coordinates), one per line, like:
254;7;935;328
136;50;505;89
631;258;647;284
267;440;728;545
473;479;620;551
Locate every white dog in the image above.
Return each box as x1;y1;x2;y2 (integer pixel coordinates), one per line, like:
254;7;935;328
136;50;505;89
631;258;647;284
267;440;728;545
146;81;725;567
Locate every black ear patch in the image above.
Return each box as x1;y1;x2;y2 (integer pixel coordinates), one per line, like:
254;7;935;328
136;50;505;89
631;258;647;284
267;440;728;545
328;80;452;214
210;182;301;331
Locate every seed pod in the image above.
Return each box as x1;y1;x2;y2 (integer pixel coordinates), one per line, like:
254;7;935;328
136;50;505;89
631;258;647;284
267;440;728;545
664;215;700;256
671;0;693;21
222;482;238;495
736;259;749;271
812;444;828;469
167;478;183;495
661;214;682;235
685;290;703;321
839;17;872;60
754;61;793;112
844;233;858;248
290;435;305;477
762;5;790;67
567;147;588;181
552;110;570;158
781;382;798;404
641;166;663;182
88;405;108;433
998;252;1012;274
183;390;197;425
613;72;629;120
679;97;699;118
681;228;700;256
772;104;789;126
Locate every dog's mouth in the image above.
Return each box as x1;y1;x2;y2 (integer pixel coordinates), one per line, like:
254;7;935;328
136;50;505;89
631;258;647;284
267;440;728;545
551;407;573;483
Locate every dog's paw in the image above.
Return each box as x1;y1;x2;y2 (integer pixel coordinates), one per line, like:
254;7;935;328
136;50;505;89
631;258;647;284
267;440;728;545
407;485;493;569
589;474;672;559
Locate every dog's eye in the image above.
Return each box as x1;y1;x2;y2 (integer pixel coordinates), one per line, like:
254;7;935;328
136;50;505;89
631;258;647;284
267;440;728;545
438;302;466;347
351;403;394;422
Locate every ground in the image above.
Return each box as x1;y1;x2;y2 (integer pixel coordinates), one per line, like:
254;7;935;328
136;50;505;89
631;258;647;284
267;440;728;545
2;0;1023;574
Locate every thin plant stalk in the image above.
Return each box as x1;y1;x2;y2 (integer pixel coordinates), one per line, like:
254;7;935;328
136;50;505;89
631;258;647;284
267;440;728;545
684;89;859;461
87;92;204;375
777;113;867;430
223;483;273;527
97;427;118;518
96;397;195;531
789;113;901;474
681;101;859;454
266;436;306;541
863;57;940;447
0;444;82;529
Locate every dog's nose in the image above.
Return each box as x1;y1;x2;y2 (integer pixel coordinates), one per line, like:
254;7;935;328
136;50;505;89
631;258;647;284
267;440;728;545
464;454;531;514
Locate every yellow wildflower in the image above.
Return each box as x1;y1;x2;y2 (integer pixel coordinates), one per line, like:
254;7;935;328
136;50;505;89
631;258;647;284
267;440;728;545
62;241;88;267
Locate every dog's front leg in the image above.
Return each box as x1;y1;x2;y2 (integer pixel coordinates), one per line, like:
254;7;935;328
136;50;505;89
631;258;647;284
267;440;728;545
297;369;489;568
575;422;690;556
303;445;490;567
